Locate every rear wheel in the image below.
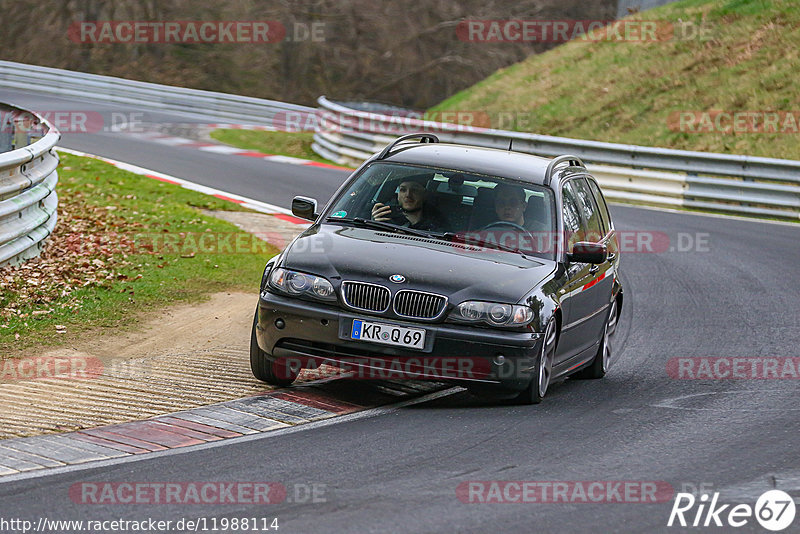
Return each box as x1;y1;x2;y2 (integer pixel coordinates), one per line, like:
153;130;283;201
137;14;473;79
574;299;616;380
515;319;557;405
250;309;299;386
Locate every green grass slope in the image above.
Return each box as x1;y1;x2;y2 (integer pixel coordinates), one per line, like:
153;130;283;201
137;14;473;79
1;153;275;354
432;0;800;160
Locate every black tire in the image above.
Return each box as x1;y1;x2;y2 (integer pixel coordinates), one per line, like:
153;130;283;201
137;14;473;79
250;309;299;386
573;299;617;380
515;319;557;405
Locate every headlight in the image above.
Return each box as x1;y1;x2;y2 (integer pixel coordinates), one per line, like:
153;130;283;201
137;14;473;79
260;261;275;291
448;301;533;327
269;268;336;301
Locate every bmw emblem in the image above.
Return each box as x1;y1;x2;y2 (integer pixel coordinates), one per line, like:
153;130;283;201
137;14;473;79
389;274;406;283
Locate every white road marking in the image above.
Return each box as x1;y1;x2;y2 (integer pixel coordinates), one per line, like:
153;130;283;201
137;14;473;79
197;145;248;154
56;147;294;216
651;389;800;411
264;155;311;165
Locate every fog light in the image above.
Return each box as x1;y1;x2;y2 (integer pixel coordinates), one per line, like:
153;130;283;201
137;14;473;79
493;354;506;366
275;319;285;329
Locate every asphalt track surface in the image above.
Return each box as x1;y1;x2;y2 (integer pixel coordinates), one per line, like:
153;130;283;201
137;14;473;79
2;89;800;533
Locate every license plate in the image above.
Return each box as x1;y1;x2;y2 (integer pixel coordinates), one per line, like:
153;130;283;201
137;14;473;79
351;319;426;349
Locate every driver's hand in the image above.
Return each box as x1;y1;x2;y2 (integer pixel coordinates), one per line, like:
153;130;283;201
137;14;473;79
372;203;392;222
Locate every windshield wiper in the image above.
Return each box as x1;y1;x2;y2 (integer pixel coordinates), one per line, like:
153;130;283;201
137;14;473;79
430;231;528;257
326;217;432;238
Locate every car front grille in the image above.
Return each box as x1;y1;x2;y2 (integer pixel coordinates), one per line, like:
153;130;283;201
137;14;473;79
341;281;391;313
393;290;447;319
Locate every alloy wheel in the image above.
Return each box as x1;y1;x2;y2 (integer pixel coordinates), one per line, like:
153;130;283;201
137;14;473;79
538;320;557;398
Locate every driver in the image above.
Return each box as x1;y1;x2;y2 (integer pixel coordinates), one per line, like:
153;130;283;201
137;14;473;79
371;176;443;231
487;183;551;253
493;183;527;226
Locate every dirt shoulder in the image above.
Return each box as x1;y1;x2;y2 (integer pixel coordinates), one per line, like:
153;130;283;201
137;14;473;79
0;211;313;439
47;290;256;363
0;291;259;439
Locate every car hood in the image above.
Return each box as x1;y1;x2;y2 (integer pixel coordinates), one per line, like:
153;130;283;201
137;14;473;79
281;224;555;303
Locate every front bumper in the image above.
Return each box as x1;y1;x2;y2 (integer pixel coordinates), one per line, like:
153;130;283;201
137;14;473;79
256;291;543;392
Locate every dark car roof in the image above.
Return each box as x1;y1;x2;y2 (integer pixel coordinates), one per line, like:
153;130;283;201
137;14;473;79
378;143;554;186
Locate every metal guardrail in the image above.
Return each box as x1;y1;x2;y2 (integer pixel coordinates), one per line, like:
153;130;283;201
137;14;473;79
0;61;315;130
1;62;796;220
0;104;60;266
313;97;800;220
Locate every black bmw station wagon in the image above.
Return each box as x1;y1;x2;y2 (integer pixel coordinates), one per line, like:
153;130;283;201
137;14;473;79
251;134;622;403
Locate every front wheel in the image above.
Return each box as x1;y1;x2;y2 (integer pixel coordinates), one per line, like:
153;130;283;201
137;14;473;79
250;309;299;386
515;319;557;405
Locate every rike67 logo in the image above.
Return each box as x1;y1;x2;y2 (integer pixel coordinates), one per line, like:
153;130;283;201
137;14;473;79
668;490;796;531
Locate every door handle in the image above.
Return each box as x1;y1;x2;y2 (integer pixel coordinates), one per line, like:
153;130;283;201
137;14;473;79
589;264;600;274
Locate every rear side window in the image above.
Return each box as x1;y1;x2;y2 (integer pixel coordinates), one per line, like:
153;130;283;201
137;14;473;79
571;178;603;242
561;181;583;252
585;177;611;234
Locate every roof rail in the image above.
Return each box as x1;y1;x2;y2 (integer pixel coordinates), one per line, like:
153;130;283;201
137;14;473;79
376;133;439;160
544;155;585;186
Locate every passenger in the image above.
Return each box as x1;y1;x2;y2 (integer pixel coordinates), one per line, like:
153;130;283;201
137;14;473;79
371;176;444;231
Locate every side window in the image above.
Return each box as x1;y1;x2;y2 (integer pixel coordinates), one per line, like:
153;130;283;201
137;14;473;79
561;181;583;252
586;178;611;234
572;178;603;242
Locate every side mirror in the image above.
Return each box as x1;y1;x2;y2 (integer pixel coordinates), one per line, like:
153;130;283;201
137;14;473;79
292;196;318;221
567;242;607;264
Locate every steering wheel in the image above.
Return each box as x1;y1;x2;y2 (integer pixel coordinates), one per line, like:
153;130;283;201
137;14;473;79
481;221;531;234
480;221;537;250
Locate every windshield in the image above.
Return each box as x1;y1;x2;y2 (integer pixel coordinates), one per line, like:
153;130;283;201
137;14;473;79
324;162;557;260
